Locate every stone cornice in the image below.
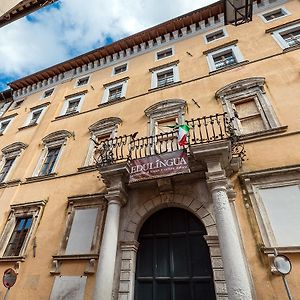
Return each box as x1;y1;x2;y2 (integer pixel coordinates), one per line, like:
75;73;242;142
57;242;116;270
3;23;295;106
203;39;238;55
265;17;300;33
6;0;284;101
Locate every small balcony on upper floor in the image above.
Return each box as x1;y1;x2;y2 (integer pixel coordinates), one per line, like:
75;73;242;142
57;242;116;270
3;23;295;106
94;112;245;184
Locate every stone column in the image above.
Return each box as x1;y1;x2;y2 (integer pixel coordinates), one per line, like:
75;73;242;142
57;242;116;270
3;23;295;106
93;189;126;300
206;158;253;300
93;163;129;300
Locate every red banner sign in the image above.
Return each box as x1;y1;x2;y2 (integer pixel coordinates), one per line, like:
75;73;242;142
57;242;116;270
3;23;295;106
129;150;190;183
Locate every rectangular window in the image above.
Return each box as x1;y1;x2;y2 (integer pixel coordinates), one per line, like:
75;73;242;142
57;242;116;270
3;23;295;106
28;110;43;125
271;23;300;49
113;63;127;75
206;45;244;72
102;79;128;104
205;29;226;43
3;216;33;256
39;146;61;176
0;102;11;117
264;9;285;21
43;88;54;98
108;85;122;101
65;208;98;255
156;48;173;60
0;157;16;182
261;7;290;22
76;76;89;87
157;70;174;87
213;50;237;69
257;184;300;246
156;118;177;135
0;200;46;258
281;29;300;47
65;98;80;115
0;120;10;134
233;97;269;134
13;99;24;109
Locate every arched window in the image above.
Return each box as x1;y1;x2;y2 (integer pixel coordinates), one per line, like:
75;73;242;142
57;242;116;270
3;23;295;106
33;130;72;177
83;117;122;166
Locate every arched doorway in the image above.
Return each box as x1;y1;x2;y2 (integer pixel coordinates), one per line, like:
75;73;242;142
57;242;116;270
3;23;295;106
134;207;216;300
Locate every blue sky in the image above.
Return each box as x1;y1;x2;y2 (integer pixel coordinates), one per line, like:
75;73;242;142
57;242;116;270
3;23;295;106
0;0;217;92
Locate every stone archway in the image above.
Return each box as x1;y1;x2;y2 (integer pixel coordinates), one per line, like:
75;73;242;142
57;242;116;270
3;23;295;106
118;193;227;300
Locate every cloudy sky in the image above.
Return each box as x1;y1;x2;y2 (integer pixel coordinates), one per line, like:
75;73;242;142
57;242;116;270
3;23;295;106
0;0;217;91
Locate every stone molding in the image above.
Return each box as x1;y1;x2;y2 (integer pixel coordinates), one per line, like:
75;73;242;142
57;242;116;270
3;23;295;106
118;192;227;299
98;162;130;206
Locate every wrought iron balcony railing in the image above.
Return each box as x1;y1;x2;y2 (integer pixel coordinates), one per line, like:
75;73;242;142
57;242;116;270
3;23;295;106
94;112;243;167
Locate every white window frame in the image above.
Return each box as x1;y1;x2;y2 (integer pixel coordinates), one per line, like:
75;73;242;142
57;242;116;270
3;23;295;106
145;99;186;136
241;166;300;250
32;130;72;177
23;105;48;127
84;117;121;166
0;200;46;258
0;116;14;135
215;77;280;136
206;45;244;72
101;79;128;104
151;64;180;89
112;62;128;76
0;102;12;117
259;6;290;23
11;99;24;110
60;94;85;116
271;23;300;49
75;75;90;87
0;142;27;183
155;46;174;61
204;28;228;44
41;87;55;99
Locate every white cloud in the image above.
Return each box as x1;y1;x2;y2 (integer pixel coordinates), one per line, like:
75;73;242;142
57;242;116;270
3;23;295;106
0;0;217;86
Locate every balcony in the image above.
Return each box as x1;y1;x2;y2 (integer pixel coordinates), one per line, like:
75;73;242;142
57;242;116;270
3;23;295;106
94;113;245;168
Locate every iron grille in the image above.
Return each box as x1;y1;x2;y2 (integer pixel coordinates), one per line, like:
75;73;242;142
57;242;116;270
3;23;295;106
95;113;243;166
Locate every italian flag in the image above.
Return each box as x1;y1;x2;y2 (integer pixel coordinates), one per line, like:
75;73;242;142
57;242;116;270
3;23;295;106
178;124;190;146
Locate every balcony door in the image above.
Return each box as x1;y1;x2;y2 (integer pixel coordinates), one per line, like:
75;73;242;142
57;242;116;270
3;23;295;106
135;207;216;300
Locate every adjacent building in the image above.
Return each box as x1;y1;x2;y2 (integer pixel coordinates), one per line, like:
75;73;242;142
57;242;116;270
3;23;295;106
0;0;58;28
0;0;299;299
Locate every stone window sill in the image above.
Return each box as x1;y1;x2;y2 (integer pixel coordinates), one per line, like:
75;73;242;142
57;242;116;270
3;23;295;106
25;173;57;183
98;97;125;108
18;123;38;131
262;246;300;254
53;254;99;260
0;179;21;188
148;81;182;92
51;254;98;275
77;165;97;173
240;125;288;142
54;111;80;121
209;60;249;75
0;256;25;262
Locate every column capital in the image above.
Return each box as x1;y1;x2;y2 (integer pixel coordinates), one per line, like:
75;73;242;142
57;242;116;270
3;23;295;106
98;162;129;206
120;240;140;252
105;186;128;206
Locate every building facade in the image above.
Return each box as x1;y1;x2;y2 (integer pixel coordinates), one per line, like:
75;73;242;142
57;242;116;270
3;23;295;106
0;0;58;28
0;0;299;299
